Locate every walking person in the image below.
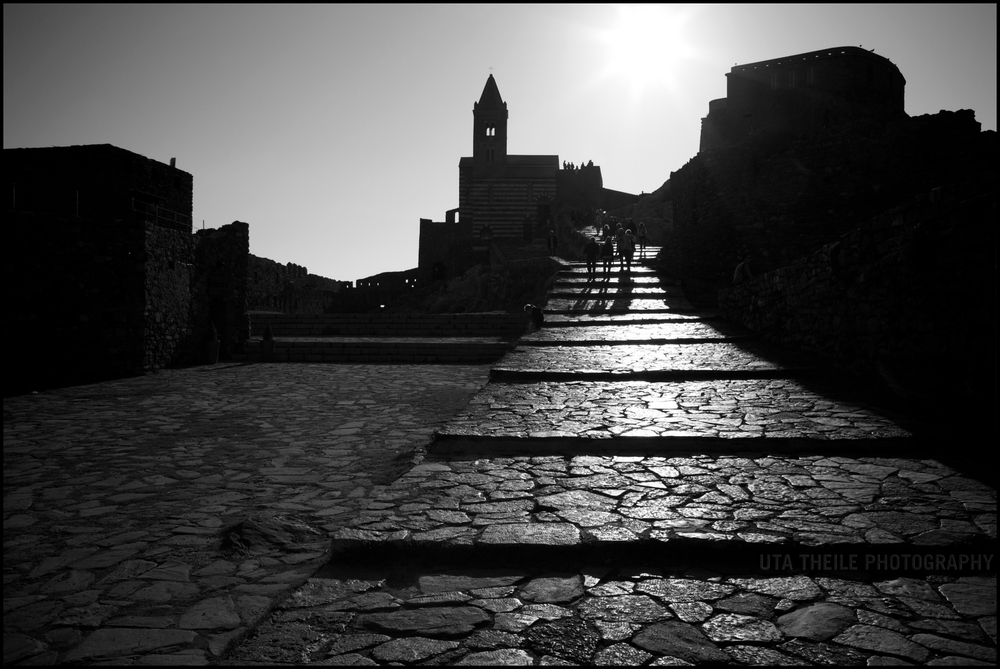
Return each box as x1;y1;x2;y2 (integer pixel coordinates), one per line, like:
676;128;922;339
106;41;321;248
637;221;647;259
601;236;614;279
615;224;626;272
547;229;558;255
584;236;600;281
623;229;637;272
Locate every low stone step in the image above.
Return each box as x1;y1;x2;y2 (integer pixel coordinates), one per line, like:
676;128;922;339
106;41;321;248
434;377;913;444
231;337;514;364
520;321;752;343
543;313;709;325
495;340;821;375
330;451;993;562
249;312;525;338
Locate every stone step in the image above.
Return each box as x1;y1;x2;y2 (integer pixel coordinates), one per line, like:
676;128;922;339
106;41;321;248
432;377;912;446
520;321;753;343
494;340;821;375
249;312;526;338
330;452;993;561
231;337;514;364
543;313;711;325
545;304;699;315
556;275;670;285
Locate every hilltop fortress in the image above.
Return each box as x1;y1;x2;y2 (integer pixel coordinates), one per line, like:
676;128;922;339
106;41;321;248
660;46;994;286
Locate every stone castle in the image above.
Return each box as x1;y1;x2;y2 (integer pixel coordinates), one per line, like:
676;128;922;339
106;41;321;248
661;45;994;287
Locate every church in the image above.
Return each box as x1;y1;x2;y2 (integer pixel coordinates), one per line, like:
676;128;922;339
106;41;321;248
416;75;636;283
459;73;559;243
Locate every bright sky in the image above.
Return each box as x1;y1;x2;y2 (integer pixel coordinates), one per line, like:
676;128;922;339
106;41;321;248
5;4;996;283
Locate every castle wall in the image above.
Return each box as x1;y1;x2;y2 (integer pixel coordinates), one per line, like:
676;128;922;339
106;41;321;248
7;212;149;391
666;110;991;284
719;174;995;406
418;219;475;283
144;222;195;370
7;144;193;232
189;221;250;360
702;47;906;151
246;254;349;316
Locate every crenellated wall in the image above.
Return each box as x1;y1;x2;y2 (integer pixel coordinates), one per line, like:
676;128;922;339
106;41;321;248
246;254;350;315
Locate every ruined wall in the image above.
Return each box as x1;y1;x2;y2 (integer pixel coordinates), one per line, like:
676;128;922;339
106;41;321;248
719;175;996;405
666;110;991;286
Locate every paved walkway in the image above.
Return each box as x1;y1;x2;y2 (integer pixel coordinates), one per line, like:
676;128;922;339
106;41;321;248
4;249;996;666
3;364;492;665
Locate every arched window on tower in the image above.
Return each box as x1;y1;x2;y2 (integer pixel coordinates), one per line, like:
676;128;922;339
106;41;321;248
486;124;495;137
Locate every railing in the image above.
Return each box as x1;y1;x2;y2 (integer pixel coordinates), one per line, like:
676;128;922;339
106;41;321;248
132;199;192;230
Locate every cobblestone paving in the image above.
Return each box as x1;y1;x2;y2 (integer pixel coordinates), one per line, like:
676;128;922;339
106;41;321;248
3;364;491;665
520;321;747;343
332;454;993;549
544;313;704;324
224;567;996;666
495;344;817;375
11;249;993;665
545;297;690;312
227;255;994;666
438;379;912;442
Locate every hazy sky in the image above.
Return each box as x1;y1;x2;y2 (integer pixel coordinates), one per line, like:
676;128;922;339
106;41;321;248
5;4;996;283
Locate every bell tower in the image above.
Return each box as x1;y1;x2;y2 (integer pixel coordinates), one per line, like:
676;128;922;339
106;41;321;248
473;74;507;168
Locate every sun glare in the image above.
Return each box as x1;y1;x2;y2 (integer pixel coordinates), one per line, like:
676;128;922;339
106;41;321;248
594;5;700;104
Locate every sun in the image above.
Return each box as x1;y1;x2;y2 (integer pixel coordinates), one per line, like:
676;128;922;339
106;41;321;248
593;5;700;104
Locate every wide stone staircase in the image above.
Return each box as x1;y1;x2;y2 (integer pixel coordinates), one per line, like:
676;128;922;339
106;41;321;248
226;242;997;665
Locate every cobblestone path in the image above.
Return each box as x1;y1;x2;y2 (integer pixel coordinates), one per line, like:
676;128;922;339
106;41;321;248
3;365;492;665
227;252;996;665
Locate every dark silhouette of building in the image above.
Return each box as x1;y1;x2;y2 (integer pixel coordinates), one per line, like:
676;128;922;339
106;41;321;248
700;46;907;151
460;74;559;242
5;144;348;393
418;75;637;284
663;46;993;287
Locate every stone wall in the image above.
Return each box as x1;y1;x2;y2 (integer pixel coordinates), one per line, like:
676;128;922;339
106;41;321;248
666;110;992;288
7;212;149;391
418;219;475;283
701;46;906;151
7;144;192;231
719;174;996;406
189;221;250;360
143;222;195;370
246;254;349;315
